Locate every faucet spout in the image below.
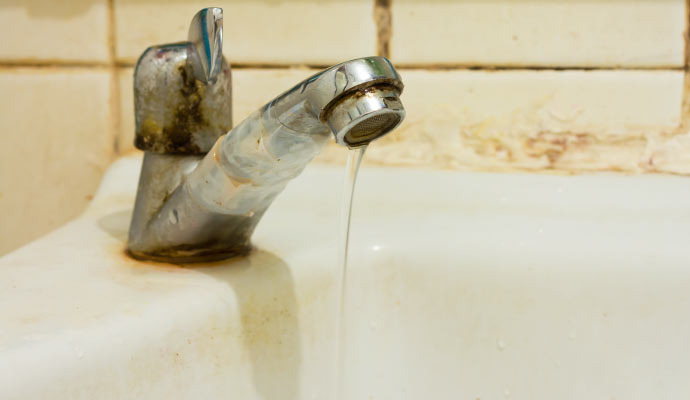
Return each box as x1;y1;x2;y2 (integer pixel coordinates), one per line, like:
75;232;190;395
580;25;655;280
268;56;405;147
126;10;405;263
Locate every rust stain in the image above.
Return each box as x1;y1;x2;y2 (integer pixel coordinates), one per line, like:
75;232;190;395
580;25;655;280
115;247;186;271
125;243;253;266
522;132;592;167
315;127;676;176
116;243;253;270
124;208;264;264
321;83;400;121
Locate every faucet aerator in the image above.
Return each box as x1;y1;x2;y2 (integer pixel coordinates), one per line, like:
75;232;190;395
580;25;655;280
326;85;405;148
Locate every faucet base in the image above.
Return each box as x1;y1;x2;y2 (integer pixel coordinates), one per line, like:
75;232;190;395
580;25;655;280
127;153;267;264
126;244;253;264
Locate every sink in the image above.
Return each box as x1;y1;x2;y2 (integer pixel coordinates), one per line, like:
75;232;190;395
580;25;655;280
1;154;689;399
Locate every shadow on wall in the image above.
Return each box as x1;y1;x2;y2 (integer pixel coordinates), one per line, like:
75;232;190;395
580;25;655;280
97;209;303;400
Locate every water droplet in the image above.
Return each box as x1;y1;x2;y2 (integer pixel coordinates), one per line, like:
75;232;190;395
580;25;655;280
169;209;179;224
504;389;511;397
497;339;506;351
568;331;576;340
74;346;84;359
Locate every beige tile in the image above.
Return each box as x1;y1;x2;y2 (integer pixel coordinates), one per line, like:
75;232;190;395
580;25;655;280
0;68;113;255
0;0;109;62
336;69;685;172
114;0;376;65
117;66;318;154
391;0;686;67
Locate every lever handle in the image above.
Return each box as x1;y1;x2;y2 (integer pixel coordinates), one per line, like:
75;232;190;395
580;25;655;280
187;7;224;83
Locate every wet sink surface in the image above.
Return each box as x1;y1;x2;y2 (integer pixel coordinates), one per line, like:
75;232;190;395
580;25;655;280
1;154;689;399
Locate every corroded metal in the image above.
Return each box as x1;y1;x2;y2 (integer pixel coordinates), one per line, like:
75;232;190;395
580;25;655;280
128;7;236;262
133;8;231;154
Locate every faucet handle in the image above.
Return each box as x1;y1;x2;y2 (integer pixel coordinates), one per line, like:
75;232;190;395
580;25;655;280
187;8;224;84
133;7;232;155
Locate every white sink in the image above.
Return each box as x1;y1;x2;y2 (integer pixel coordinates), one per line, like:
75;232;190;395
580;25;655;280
1;154;689;399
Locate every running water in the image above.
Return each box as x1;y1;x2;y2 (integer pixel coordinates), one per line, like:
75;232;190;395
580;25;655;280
333;145;367;400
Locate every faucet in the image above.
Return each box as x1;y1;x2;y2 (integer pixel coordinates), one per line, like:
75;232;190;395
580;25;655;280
127;8;406;263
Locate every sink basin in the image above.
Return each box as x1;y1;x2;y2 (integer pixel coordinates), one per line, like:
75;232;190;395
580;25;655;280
1;154;689;399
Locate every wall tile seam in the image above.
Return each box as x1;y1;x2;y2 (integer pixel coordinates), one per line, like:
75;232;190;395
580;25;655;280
683;0;690;70
107;0;121;155
678;0;690;132
0;61;684;72
374;0;392;58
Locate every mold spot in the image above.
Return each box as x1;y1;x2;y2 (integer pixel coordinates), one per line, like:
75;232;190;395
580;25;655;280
135;64;207;154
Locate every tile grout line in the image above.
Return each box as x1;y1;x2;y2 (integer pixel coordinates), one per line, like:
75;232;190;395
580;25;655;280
374;0;392;58
0;61;111;69
0;60;683;72
679;0;690;133
393;64;685;72
107;0;122;155
686;0;690;68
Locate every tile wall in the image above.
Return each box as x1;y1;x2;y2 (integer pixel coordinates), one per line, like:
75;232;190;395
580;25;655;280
0;0;687;254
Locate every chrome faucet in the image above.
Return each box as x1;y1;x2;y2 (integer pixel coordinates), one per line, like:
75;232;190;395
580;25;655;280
127;7;406;262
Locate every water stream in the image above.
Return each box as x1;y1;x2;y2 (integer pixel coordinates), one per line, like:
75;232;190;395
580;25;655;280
333;145;367;400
